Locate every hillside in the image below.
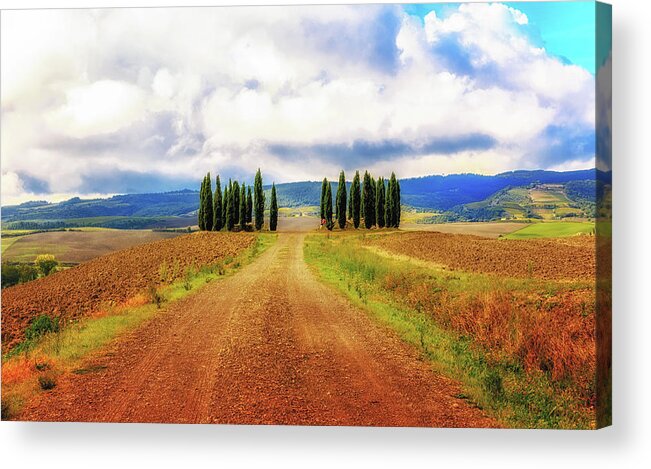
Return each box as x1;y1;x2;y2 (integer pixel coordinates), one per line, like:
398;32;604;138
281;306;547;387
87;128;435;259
1;169;607;228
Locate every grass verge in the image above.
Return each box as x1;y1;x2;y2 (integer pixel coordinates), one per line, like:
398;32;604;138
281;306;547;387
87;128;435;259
304;234;595;429
1;233;276;420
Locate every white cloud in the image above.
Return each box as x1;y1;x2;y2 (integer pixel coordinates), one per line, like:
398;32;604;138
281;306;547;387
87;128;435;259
0;3;596;202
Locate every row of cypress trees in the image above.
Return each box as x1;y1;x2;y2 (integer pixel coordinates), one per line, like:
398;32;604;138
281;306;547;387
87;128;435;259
320;170;400;231
198;169;278;231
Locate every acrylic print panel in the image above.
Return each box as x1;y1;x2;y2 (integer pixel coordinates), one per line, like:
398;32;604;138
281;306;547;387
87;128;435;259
0;2;611;429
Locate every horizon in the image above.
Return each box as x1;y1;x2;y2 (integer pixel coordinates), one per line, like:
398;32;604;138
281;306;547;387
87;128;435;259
1;166;601;207
2;3;606;206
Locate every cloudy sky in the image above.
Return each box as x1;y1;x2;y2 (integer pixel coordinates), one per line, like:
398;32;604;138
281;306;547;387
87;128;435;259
1;2;603;204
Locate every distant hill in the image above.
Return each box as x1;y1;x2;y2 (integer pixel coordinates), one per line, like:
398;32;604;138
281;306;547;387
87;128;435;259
1;169;608;228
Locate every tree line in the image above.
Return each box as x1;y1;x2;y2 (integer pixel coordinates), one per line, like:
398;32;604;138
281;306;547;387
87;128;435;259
321;170;400;231
198;168;278;231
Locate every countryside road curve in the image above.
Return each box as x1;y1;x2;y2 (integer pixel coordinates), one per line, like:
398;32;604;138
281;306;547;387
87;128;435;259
21;233;497;427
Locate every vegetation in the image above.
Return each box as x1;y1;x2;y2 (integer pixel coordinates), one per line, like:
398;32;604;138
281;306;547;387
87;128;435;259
336;171;347;229
1;262;38;288
239;183;247;229
254;169;265;230
324;180;334;231
362;171;376;229
1;234;277;419
35;254;59;277
304;234;596;428
504;222;595;239
351;171;361;229
376;176;385;229
213;175;223;231
198;172;214;231
269;183;278;232
320;178;328;221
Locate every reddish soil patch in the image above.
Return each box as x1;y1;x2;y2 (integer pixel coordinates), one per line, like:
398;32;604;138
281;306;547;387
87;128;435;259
366;231;595;280
1;232;254;351
19;234;497;427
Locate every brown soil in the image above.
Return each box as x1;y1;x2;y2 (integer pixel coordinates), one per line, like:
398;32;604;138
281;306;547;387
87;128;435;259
1;232;254;351
18;234;497;427
2;230;184;264
366;231;595;280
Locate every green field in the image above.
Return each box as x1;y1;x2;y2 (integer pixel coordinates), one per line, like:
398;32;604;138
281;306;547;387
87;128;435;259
504;222;595;239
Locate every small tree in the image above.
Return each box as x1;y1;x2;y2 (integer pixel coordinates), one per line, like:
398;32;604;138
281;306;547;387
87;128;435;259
35;254;58;277
324;181;334;231
239;182;247;229
254;168;265;230
336;170;347;229
270;183;278;231
213;174;223;231
351;170;361;229
246;186;253;223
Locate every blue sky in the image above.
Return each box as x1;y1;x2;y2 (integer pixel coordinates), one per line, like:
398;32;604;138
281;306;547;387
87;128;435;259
1;3;603;203
405;1;597;73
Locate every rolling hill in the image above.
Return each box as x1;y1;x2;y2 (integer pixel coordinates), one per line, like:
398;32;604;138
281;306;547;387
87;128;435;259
1;169;608;228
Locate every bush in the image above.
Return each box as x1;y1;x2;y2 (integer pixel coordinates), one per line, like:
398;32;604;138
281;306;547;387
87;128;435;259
147;285;165;308
1;400;10;420
35;254;59;277
24;315;60;341
38;375;56;390
1;262;38;288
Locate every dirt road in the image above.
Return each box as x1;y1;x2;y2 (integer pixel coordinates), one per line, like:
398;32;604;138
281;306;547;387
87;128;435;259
20;233;497;427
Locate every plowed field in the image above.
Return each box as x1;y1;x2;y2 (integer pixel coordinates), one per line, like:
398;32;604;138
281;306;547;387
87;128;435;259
1;232;254;351
365;231;595;280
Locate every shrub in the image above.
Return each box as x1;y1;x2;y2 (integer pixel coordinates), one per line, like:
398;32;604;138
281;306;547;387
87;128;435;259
38;375;56;390
24;315;59;342
35;254;58;277
1;400;10;420
147;285;165;308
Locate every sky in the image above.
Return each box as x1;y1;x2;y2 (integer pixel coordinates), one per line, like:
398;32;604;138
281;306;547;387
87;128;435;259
1;2;605;204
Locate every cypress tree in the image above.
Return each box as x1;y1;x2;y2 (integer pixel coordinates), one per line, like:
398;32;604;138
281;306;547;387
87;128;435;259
325;180;333;230
246;186;253;223
232;180;240;227
204;172;214;231
375;177;385;229
385;176;394;228
223;184;230;230
336;170;346;229
198;175;206;230
239;182;247;229
348;181;353;220
387;172;400;228
361;173;365;221
362;171;375;229
320;177;328;221
396;178;401;228
226;179;235;231
351;170;361;229
270;183;278;231
254;168;265;230
213;175;223;231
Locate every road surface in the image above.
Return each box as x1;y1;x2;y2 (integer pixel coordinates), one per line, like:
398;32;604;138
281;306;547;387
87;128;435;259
21;233;497;427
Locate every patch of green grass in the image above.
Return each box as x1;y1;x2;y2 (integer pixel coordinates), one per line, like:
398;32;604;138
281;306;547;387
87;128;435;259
1;236;22;254
504;222;595;239
304;234;593;429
